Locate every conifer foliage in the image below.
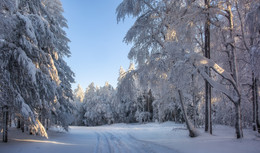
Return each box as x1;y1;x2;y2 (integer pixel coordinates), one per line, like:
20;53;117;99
0;0;74;141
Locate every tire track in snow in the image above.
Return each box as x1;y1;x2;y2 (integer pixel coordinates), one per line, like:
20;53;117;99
94;131;178;153
105;132;133;153
102;132;113;153
127;133;180;153
104;132;164;153
115;132;155;153
94;132;101;153
94;132;114;153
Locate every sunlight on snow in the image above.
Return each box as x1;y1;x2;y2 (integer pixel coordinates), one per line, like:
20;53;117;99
211;97;220;104
13;139;74;145
160;73;168;79
200;60;208;65
166;28;177;41
213;63;225;74
53;51;59;60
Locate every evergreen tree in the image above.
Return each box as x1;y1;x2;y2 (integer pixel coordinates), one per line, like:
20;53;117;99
0;0;74;140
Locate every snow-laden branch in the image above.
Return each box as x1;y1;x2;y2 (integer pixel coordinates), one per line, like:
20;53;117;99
187;53;240;104
197;66;239;103
15;92;48;138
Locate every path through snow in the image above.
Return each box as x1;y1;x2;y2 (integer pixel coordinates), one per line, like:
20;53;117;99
0;122;260;153
93;131;175;153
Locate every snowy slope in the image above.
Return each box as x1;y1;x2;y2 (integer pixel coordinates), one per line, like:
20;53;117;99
0;122;260;153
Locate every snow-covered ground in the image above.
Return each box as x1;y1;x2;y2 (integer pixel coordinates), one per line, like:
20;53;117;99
1;122;260;153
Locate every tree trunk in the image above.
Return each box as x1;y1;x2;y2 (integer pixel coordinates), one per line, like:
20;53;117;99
204;0;212;134
8;112;12;128
2;106;8;142
227;1;243;138
178;90;198;137
21;117;25;133
25;119;29;132
235;101;243;138
252;73;256;131
254;78;260;133
29;127;33;135
46;118;49;131
192;74;197;127
205;81;212;133
17;117;21;129
43;118;45;128
252;73;260;132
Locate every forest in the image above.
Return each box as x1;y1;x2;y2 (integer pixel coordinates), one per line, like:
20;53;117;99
1;0;260;146
72;0;260;139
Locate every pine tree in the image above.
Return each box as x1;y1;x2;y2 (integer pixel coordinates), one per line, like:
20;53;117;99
74;84;85;103
0;0;74;140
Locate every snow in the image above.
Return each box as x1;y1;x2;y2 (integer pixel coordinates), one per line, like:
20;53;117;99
14;48;37;83
188;53;240;103
15;93;34;120
1;122;260;153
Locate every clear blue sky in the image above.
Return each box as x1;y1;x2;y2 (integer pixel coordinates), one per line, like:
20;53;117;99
60;0;134;90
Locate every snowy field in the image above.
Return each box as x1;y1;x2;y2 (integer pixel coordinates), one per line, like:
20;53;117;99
1;122;260;153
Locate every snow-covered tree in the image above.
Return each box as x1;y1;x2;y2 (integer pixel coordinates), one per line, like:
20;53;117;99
70;84;85;125
245;1;260;133
116;0;260;139
116;65;139;123
116;0;169;65
74;84;84;103
40;0;75;131
117;66;126;84
0;0;74;141
81;82;115;126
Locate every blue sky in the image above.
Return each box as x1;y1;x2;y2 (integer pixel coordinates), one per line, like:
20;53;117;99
61;0;134;90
